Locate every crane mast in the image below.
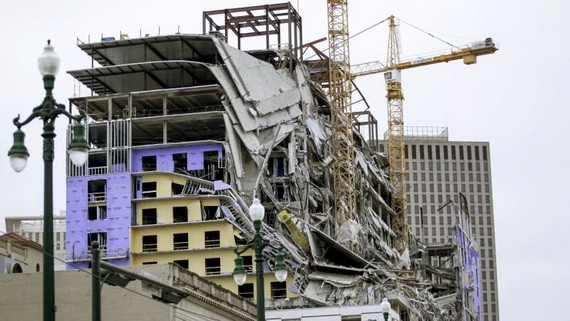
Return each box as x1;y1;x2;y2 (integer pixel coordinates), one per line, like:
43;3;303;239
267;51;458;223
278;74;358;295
327;0;356;227
385;16;409;253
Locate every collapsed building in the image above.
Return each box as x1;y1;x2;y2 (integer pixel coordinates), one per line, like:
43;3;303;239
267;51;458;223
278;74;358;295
64;3;481;320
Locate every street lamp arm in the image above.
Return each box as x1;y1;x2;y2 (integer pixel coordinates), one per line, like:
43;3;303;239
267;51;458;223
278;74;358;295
13;100;84;130
234;243;253;256
234;238;271;256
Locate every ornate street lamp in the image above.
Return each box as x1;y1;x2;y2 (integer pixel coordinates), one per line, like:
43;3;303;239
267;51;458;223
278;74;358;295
233;198;288;321
381;297;391;321
8;40;89;321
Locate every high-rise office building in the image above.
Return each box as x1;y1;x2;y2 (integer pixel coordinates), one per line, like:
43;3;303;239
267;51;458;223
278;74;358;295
381;126;500;321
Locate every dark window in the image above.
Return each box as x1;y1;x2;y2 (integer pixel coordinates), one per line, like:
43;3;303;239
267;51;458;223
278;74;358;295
238;283;254;298
443;145;448;159
451;146;456;159
173;259;189;269
270;281;287;299
142;261;157;265
205;258;221;275
171;182;184;195
172;153;187;173
88;179;107;202
142;155;157;171
467;146;472;160
88;205;107;221
243;255;253;272
459;146;464;160
173;207;188;223
142;208;157;225
142;182;157;198
88;232;107;256
475;146;480;160
11;263;23;273
142;235;157;252
204;151;222;181
404;145;409;159
205;231;220;248
173;233;188;250
482;146;488;160
411;145;417;159
435;145;440;159
203;206;219;220
419;145;425;159
427;145;432;159
268;157;288;177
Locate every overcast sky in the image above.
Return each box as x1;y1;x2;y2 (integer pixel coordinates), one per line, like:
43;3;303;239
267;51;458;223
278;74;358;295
1;1;568;320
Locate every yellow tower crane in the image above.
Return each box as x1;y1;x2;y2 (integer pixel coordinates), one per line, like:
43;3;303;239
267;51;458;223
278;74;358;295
327;0;356;228
351;16;498;253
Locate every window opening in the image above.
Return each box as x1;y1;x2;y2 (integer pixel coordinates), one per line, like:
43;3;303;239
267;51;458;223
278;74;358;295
205;231;220;248
142;155;157;171
142;235;158;252
204;151;222;180
173;207;188;223
88;205;107;221
11;263;23;273
142;261;158;265
173;233;189;250
171;182;184;195
268;157;287;177
88;179;107;202
172;153;187;173
173;259;189;269
88;232;107;256
270;281;287;299
205;258;221;275
242;255;253;272
203;206;219;220
142;182;157;198
142;208;158;225
238;283;254;298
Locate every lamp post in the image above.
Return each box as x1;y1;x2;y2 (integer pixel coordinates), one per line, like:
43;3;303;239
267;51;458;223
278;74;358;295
8;40;89;321
380;297;391;321
233;198;288;321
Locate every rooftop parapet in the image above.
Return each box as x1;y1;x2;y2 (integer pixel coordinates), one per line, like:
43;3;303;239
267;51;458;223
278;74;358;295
384;126;449;141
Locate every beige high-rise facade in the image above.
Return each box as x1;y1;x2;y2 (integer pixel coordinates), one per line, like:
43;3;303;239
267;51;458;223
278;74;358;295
381;127;499;321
